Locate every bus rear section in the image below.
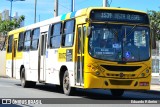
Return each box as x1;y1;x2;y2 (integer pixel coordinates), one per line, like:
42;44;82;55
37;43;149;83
6;28;25;79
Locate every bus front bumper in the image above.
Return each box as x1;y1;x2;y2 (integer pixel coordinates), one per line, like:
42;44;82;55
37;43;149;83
84;73;151;90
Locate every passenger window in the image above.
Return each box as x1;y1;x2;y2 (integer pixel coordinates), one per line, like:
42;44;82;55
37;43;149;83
24;30;31;51
31;28;40;50
18;32;24;52
50;23;61;48
62;20;75;47
7;35;13;53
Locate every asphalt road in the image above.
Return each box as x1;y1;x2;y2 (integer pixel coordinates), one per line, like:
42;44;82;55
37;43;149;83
0;77;160;106
0;78;160;99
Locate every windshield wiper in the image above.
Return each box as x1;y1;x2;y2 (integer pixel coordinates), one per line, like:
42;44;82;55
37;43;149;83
124;24;137;39
121;25;137;63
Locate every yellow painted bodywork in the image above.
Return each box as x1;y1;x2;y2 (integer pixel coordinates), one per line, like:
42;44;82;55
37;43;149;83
80;7;151;90
83;53;151;90
5;7;151;91
6;27;25;60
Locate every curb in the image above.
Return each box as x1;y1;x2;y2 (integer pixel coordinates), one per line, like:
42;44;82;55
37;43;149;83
150;85;160;91
0;75;9;78
139;90;160;95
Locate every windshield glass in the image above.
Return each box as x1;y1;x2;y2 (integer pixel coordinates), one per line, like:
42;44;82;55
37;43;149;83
88;24;150;62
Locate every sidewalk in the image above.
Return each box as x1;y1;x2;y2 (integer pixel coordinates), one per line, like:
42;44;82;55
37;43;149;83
151;85;160;91
150;76;160;91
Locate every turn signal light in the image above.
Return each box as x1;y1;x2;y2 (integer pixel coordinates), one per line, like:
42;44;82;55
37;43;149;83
141;73;145;77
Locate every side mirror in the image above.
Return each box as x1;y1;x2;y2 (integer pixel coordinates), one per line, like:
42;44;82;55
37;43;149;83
151;31;156;49
87;26;91;37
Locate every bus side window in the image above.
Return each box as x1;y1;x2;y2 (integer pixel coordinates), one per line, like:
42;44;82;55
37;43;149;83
24;30;31;51
18;32;24;52
31;28;40;51
62;20;75;47
50;23;62;48
7;35;13;53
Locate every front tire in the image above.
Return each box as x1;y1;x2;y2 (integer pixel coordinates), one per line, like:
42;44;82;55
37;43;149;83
63;70;75;95
21;68;36;88
110;89;124;97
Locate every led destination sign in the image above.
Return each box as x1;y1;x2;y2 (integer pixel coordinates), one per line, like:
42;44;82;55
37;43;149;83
90;10;149;24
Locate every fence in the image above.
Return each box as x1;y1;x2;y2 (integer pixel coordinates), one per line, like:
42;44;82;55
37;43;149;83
152;41;160;76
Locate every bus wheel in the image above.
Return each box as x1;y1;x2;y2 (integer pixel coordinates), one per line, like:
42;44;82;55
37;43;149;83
63;70;75;95
21;68;28;87
21;68;36;88
110;89;124;97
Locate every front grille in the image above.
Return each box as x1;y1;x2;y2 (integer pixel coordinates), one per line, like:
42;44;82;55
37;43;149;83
110;80;132;85
106;73;135;78
101;65;141;72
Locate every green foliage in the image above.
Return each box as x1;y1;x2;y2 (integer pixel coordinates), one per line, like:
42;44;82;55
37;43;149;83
0;15;25;50
147;10;160;40
0;15;25;36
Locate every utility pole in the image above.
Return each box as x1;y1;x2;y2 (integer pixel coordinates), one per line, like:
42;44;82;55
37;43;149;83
54;0;58;17
34;0;37;23
10;0;13;20
103;0;107;7
6;0;25;21
71;0;75;12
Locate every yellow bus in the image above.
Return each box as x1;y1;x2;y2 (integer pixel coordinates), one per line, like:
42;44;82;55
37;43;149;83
6;7;151;96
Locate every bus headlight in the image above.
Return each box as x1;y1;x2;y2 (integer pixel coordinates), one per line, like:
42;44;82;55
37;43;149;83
138;69;150;78
96;71;100;76
141;73;145;77
88;63;105;76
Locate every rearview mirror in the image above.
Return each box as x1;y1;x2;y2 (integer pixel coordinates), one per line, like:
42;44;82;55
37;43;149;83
152;32;156;49
87;26;91;37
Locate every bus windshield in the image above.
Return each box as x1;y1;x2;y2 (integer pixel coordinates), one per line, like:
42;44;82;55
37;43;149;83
88;24;150;62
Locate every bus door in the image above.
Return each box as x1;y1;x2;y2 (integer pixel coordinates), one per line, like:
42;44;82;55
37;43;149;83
12;39;18;78
76;24;86;86
39;32;48;81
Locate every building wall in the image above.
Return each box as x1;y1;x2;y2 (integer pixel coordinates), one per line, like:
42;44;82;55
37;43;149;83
0;51;6;76
0;9;24;26
0;35;6;50
1;9;9;20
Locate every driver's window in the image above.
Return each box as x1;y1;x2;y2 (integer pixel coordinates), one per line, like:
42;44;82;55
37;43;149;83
134;30;147;47
91;30;104;48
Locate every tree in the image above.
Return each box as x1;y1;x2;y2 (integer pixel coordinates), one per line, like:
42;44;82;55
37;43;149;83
0;15;25;50
147;10;160;40
0;15;25;36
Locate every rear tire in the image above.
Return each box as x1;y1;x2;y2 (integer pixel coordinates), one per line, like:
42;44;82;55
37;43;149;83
21;68;36;88
63;70;75;95
110;89;124;97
